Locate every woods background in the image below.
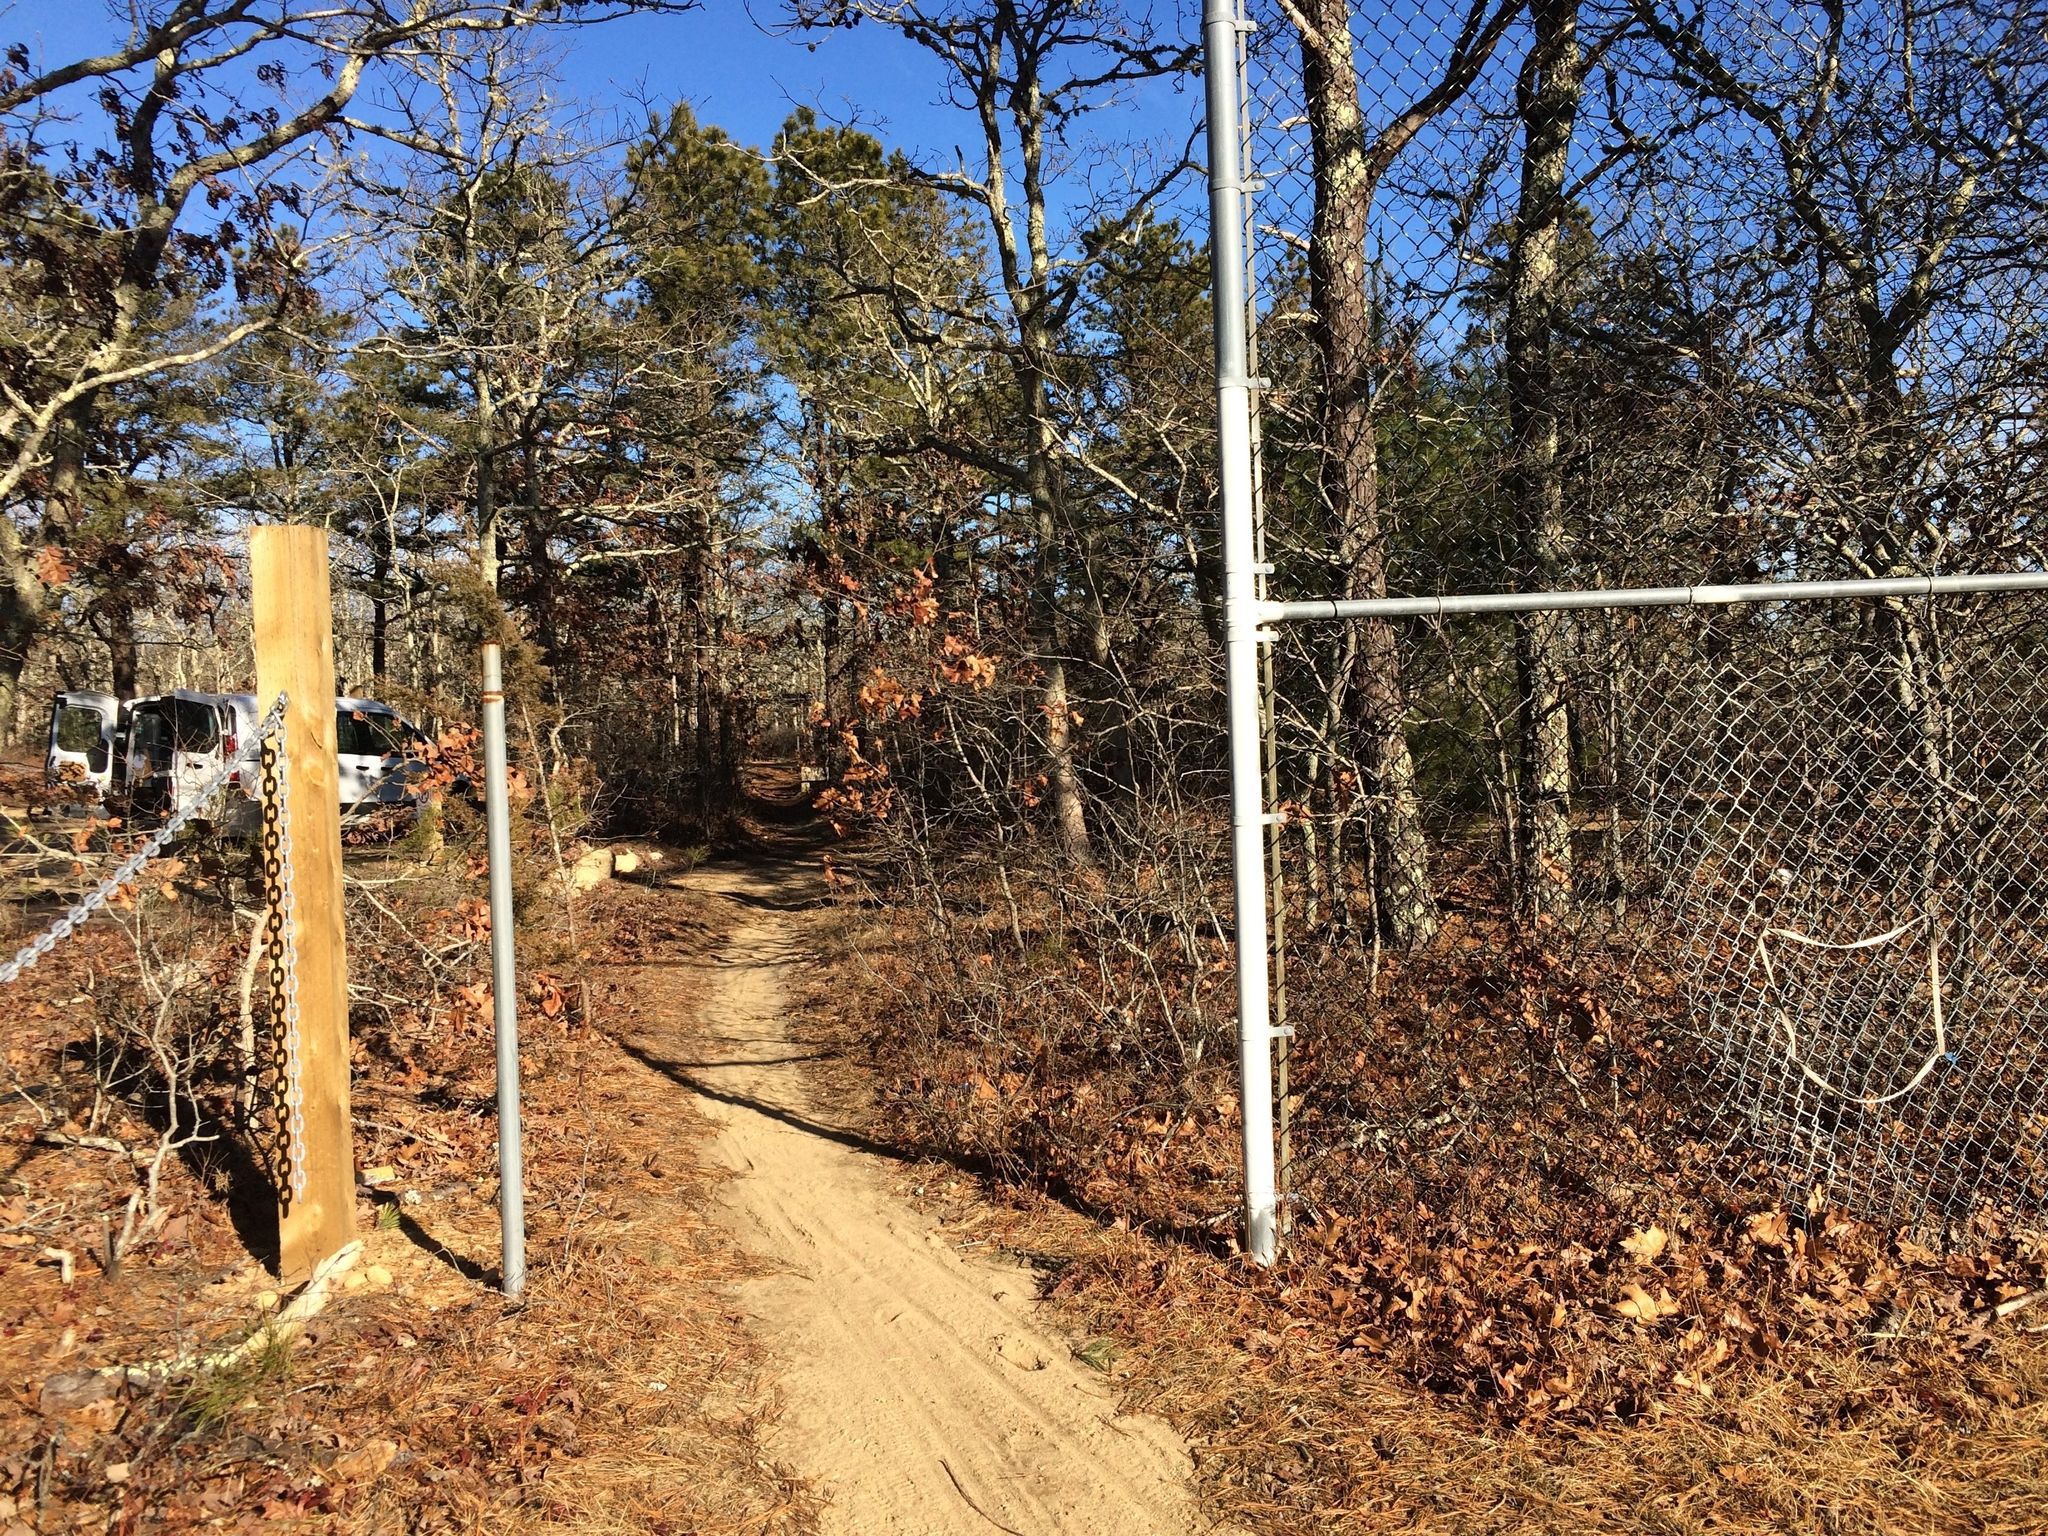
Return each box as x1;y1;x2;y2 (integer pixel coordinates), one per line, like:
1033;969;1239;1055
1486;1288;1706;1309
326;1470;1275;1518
6;0;2048;1475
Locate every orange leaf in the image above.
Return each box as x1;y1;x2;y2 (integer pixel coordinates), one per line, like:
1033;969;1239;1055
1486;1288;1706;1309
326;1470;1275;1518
34;545;75;586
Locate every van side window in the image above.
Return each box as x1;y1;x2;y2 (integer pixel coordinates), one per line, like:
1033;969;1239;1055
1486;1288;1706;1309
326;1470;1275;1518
336;710;397;757
168;698;221;752
55;706;103;753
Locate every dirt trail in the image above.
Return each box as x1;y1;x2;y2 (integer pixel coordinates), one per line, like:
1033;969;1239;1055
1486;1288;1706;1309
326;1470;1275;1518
665;855;1215;1536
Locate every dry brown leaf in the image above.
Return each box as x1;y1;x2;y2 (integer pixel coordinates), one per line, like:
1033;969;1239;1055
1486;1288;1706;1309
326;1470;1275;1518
1620;1225;1669;1264
1609;1282;1680;1323
1746;1210;1791;1250
330;1439;399;1483
34;544;75;586
1897;1235;1942;1267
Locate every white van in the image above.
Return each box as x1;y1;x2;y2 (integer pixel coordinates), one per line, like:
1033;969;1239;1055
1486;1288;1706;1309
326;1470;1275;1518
46;689;241;817
214;694;430;826
335;696;433;814
43;690;430;831
119;691;241;822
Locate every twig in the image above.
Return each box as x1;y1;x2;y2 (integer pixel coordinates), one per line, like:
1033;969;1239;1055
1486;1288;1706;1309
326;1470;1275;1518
33;1130;143;1162
938;1458;1023;1536
11;1084;52;1128
1984;1288;2048;1323
100;1239;363;1387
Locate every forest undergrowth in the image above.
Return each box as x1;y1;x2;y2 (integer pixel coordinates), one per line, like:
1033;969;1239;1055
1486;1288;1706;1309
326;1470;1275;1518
809;847;2048;1534
0;807;805;1535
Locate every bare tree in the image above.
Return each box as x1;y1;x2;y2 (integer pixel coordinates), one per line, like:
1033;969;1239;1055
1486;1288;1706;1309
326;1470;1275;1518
1624;0;2048;578
0;0;697;732
788;0;1196;871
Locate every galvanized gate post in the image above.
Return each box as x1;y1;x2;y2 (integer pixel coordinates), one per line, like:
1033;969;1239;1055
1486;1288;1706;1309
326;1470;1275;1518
1203;0;1280;1266
481;642;527;1298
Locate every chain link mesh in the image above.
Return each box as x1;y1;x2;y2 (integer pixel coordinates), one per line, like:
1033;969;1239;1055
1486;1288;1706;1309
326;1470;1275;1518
1624;599;2048;1236
1283;590;2048;1239
1232;0;2048;1240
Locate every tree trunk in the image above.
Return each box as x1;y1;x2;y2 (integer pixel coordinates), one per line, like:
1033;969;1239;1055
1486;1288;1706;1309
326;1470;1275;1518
0;523;41;747
1505;0;1585;923
107;610;140;699
520;428;562;671
1020;352;1096;870
475;378;501;592
1299;0;1436;946
0;394;98;740
369;497;396;681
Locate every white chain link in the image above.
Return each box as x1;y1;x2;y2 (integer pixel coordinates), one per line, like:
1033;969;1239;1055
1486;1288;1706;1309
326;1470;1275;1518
0;693;290;987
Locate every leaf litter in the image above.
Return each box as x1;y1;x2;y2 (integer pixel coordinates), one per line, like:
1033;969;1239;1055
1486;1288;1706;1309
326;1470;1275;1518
803;873;2048;1535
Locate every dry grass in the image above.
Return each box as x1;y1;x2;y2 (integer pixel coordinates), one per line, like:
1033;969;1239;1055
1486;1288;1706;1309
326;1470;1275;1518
1;872;813;1535
799;894;2048;1536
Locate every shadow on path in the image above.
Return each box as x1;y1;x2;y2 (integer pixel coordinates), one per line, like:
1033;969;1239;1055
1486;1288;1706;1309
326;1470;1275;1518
610;1027;1236;1263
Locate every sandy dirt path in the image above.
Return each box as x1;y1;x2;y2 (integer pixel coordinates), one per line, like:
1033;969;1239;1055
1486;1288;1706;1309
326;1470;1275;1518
661;856;1215;1536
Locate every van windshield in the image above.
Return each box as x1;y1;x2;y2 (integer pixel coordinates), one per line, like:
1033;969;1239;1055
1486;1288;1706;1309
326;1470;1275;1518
336;709;399;758
54;705;104;754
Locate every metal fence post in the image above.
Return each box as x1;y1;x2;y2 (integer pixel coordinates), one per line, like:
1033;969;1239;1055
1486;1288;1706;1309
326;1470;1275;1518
1204;0;1280;1266
481;642;527;1298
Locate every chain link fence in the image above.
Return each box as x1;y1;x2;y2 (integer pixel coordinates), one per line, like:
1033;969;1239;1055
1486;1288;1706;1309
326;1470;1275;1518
1224;0;2048;1240
1363;594;2048;1238
1622;596;2048;1236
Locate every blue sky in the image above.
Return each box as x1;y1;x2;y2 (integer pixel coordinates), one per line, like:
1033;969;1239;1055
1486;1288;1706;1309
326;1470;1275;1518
3;4;940;151
549;5;969;152
8;3;1203;171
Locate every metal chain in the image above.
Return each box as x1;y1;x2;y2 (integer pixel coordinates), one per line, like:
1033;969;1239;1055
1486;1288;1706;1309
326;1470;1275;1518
257;716;307;1204
0;692;303;1203
0;693;290;987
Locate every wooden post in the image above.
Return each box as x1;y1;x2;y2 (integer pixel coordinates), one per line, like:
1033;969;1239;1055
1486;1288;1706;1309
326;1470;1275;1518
251;525;354;1283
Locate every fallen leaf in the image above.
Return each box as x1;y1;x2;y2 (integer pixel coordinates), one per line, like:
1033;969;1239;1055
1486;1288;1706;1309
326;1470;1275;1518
1746;1210;1791;1251
331;1439;399;1483
1620;1226;1669;1264
1609;1282;1680;1323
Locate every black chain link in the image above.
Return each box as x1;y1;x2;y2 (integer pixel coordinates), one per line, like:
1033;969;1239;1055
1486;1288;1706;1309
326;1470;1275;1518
259;734;297;1207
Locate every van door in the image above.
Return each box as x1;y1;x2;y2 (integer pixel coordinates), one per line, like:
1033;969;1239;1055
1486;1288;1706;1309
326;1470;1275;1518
214;695;263;836
44;692;119;797
123;702;174;818
335;703;405;814
165;695;228;814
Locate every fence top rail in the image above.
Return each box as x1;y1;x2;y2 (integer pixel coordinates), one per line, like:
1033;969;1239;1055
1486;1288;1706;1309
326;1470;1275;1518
1264;572;2048;624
